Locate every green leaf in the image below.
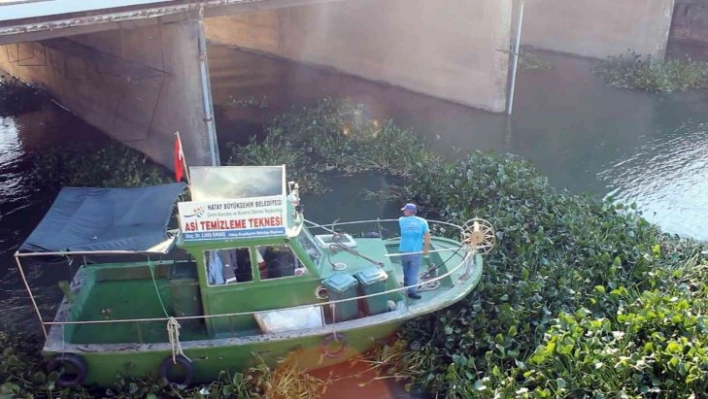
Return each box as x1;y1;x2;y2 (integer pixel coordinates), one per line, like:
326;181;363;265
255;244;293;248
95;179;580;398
509;325;518;337
0;382;21;395
33;371;46;383
556;378;567;389
652;244;661;257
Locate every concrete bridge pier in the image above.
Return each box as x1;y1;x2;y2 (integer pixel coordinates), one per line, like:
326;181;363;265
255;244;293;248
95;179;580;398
0;16;218;168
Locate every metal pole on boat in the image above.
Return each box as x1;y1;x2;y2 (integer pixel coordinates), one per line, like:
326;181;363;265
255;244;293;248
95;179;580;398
14;254;47;338
507;0;525;116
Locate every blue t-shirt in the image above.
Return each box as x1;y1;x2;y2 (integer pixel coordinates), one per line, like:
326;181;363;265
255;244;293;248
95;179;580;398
399;216;429;253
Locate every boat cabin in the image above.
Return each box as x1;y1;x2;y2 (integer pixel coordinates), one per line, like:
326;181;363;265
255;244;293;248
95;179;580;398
176;220;399;338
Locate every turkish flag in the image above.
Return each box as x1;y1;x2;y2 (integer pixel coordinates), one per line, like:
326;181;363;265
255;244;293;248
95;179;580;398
174;134;184;182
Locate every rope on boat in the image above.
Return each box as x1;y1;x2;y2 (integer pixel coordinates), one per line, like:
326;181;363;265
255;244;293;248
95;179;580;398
61;324;66;353
328;232;384;268
322;302;349;357
147;258;170;318
418;278;441;291
332;262;348;271
330;303;337;335
459;249;477;281
148;258;189;363
167;317;185;363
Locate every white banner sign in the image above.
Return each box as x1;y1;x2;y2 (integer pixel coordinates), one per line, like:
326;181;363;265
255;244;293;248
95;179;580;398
178;195;286;241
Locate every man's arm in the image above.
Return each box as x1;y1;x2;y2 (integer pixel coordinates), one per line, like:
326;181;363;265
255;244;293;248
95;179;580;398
423;231;431;256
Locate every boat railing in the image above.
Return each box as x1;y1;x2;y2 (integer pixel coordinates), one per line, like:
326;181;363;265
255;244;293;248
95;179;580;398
303;218;464;239
42;241;478;343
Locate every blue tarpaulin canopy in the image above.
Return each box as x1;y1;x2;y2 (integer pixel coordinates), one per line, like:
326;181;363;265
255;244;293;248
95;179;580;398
18;183;187;254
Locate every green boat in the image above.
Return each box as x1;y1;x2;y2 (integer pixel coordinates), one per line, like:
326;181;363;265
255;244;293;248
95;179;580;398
14;166;494;387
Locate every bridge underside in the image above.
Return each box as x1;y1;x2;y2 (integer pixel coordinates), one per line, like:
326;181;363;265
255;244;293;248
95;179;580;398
0;0;348;46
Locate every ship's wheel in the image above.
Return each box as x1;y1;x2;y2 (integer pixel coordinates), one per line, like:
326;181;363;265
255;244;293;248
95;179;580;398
461;218;496;254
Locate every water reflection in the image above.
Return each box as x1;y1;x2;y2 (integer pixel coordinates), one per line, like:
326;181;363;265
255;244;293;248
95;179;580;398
508;52;659;195
600;121;708;239
508;53;708;240
0;118;24;219
208;44;509;155
0;114;42;329
0;102;111;328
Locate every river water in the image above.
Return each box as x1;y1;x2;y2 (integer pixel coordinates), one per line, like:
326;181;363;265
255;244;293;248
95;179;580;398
1;45;707;395
209;46;708;239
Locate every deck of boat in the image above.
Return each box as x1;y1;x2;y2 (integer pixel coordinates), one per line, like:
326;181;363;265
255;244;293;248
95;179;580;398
69;278;210;344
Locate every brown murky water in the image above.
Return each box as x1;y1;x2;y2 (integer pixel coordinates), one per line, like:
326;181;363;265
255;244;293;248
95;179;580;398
309;358;428;399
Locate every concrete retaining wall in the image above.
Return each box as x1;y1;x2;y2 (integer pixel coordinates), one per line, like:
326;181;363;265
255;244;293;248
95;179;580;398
206;0;513;113
521;0;675;59
671;0;708;43
0;20;213;169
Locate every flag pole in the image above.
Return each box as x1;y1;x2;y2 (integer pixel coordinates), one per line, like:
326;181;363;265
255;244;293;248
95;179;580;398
175;131;191;185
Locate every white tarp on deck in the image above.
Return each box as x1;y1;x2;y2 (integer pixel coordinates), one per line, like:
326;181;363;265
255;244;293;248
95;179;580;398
254;306;324;333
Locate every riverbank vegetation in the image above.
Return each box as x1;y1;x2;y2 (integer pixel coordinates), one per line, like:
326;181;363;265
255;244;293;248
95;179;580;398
594;51;708;92
519;51;553;71
226;97;441;194
0;76;50;117
6;98;708;398
30;142;173;190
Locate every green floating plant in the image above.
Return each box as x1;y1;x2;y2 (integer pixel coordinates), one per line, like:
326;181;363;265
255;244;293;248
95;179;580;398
594;51;708;92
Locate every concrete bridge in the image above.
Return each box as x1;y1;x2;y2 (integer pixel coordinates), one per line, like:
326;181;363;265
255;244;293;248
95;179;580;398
0;0;676;170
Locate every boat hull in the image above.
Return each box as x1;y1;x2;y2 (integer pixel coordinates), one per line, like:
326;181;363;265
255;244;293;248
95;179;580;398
44;321;403;387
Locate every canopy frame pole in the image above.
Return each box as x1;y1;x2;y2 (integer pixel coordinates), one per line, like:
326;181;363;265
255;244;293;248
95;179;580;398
14;254;47;339
15;249;171;257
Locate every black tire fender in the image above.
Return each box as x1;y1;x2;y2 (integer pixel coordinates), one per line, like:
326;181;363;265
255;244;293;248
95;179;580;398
45;353;88;388
159;354;194;385
321;333;347;359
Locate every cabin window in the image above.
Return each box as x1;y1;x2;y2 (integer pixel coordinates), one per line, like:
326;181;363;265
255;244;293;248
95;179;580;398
204;248;253;286
257;245;307;280
297;231;322;265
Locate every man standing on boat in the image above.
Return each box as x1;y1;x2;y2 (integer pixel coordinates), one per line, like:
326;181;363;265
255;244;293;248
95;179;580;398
399;203;430;300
